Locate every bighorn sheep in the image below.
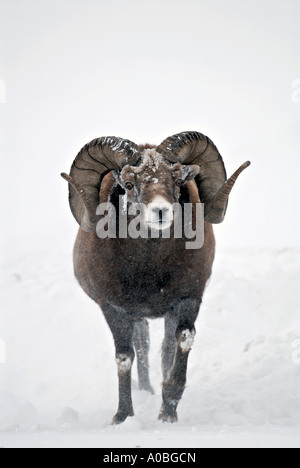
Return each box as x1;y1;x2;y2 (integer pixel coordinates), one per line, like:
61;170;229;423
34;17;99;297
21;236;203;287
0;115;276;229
61;131;250;424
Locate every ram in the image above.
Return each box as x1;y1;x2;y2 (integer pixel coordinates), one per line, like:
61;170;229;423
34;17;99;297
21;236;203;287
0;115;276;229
61;131;250;424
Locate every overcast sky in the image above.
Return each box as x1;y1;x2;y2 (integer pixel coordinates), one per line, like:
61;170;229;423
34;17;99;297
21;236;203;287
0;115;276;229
0;0;299;252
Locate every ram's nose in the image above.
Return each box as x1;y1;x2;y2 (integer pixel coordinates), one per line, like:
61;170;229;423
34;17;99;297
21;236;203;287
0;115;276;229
152;205;170;221
147;197;174;230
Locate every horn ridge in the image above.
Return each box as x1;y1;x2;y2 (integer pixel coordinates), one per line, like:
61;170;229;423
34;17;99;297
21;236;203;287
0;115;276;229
157;131;227;222
62;136;140;231
157;131;250;223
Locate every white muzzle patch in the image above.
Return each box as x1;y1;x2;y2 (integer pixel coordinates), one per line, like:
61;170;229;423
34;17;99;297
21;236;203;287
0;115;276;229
146;196;173;231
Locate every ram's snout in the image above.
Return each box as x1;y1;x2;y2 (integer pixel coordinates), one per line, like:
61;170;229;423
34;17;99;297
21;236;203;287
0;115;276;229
146;197;174;231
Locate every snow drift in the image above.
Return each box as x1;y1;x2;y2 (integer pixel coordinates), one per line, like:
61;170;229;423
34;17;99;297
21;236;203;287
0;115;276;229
0;247;299;447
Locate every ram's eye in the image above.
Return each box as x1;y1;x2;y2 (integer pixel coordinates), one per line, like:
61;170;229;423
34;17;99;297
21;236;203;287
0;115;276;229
176;179;182;187
125;182;134;190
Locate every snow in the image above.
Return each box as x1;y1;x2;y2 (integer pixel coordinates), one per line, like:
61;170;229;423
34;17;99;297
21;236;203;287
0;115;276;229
0;247;299;448
0;78;6;104
179;330;195;353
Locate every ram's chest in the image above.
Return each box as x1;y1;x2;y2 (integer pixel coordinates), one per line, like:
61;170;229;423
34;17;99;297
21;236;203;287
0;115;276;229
114;252;178;293
97;240;189;315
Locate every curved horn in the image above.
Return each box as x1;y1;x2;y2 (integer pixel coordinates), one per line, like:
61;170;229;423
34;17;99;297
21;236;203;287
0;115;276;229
61;137;140;231
156;131;250;223
205;161;251;223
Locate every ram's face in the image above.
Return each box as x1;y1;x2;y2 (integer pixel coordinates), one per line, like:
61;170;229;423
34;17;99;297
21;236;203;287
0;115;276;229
62;132;250;233
117;150;199;232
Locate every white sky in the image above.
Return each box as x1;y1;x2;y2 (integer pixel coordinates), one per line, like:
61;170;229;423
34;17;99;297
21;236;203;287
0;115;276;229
0;0;299;251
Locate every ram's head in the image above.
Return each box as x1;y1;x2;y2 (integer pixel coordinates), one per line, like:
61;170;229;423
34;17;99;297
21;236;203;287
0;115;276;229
61;132;250;232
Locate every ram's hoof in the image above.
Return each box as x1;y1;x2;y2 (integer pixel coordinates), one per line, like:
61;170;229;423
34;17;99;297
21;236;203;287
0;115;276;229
111;410;134;425
158;405;178;423
139;383;155;395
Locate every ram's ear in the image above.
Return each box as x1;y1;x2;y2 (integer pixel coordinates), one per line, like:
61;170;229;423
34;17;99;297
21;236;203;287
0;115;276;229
182;165;200;184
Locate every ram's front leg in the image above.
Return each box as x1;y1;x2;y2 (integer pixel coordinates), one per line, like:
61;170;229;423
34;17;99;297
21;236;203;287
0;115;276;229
114;349;135;424
159;299;199;423
102;304;135;425
133;319;154;394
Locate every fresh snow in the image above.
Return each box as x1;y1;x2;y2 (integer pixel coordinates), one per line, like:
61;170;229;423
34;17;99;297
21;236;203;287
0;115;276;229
179;330;195;353
0;247;300;448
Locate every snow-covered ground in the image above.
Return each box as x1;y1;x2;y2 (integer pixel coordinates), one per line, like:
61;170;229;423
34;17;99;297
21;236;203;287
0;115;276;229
0;247;300;448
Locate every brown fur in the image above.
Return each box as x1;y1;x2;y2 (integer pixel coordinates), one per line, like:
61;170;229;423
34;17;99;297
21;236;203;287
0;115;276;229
74;222;215;317
73;157;215;424
139;143;157;150
62;133;250;424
